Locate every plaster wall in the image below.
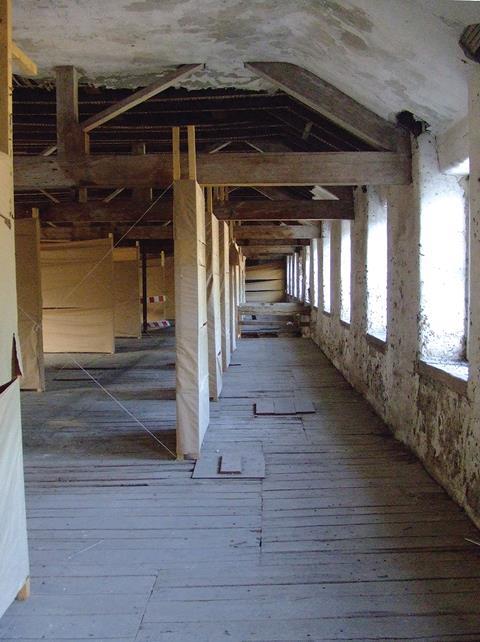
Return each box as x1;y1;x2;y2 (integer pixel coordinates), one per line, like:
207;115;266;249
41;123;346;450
311;132;479;527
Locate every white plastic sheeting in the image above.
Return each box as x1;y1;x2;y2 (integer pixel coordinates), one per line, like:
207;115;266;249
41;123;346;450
40;238;115;353
15;217;45;390
205;211;222;400
218;221;231;371
174;180;210;458
0;377;29;618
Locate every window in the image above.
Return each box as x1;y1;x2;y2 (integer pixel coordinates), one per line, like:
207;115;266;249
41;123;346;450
286;256;292;295
340;220;351;323
304;246;311;304
366;190;387;341
322;221;331;313
420;175;467;362
292;252;298;298
312;239;319;307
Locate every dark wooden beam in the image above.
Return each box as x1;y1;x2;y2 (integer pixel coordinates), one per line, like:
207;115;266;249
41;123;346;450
234;224;320;240
238;238;311;246
245;62;399;151
17;197;354;223
242;245;297;256
14;151;411;189
214;199;354;220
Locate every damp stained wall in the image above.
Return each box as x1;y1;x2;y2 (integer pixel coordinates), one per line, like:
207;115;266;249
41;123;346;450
311;131;480;528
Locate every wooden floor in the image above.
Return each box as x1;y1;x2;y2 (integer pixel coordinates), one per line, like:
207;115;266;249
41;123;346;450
1;333;480;641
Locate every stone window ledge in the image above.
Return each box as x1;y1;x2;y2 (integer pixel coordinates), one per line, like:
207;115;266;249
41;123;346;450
322;309;332;317
366;333;387;354
340;319;351;329
417;360;468;397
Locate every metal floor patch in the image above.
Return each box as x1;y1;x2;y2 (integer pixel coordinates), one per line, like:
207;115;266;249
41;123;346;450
192;447;265;479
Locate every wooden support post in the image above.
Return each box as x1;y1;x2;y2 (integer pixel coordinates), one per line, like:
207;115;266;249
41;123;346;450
55;66;87;156
205;186;222;400
141;243;148;333
172;127;181;181
187;125;197;181
174;179;209;458
218;220;231;370
132;143;152;202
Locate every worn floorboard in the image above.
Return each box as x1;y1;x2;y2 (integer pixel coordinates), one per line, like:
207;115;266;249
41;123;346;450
1;333;480;641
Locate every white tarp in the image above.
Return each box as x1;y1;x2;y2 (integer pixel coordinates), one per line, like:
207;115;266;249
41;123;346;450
0;377;29;618
15;217;45;390
205;212;222;400
0;149;30;618
219;221;231;370
40;238;115;353
174;180;210;458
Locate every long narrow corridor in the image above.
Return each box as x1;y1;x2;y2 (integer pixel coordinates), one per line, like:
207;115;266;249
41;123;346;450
1;335;480;640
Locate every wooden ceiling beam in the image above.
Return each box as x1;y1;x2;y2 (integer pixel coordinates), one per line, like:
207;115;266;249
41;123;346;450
214;200;353;220
234;224;320;240
242;245;297;256
238;238;311;246
14;151;411;189
12;42;37;76
245;62;399;151
16;198;353;222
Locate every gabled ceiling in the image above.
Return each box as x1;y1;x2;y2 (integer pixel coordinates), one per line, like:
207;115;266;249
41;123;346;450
12;1;480;132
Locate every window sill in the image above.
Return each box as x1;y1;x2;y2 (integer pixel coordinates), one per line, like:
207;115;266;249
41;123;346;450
366;333;387;354
322;309;332;317
417;360;468;397
340;319;351;329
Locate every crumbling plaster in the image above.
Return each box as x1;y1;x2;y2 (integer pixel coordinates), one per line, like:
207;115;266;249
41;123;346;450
12;1;480;131
311;132;480;527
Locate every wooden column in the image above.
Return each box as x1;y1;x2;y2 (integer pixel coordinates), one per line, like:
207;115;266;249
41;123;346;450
174;127;209;458
219;220;231;370
55;66;86;156
0;0;30;616
205;188;223;400
132;143;152;203
141;244;148;333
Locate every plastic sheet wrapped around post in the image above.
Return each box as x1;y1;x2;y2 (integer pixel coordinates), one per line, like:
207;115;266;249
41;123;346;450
15;217;45;390
0;377;29;618
113;246;141;338
205;211;222;400
219;221;231;370
229;242;241;352
174;180;210;458
40;238;115;353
